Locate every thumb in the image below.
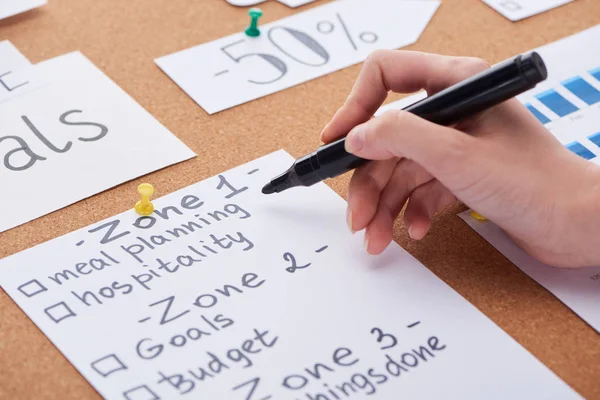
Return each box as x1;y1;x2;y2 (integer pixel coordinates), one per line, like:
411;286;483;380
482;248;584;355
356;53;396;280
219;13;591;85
345;110;477;178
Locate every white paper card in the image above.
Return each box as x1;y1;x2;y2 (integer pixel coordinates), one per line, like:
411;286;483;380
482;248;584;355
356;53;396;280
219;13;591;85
0;0;46;20
459;26;600;332
482;0;574;21
0;150;580;399
156;0;440;114
460;212;600;333
0;51;196;233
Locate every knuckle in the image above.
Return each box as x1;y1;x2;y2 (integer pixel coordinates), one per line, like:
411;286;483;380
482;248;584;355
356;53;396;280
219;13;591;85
464;57;491;73
365;49;387;65
391;109;412;127
445;56;490;82
377;110;406;139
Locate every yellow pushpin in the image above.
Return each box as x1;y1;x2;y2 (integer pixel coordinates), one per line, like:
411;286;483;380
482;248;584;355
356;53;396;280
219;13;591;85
470;210;487;221
135;183;155;216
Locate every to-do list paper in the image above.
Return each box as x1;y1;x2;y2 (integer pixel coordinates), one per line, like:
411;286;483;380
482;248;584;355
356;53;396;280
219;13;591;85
156;0;439;114
0;150;580;399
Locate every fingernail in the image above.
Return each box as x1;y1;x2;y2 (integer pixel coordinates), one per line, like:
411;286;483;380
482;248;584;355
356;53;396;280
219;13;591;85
363;233;370;253
346;210;355;233
346;125;366;153
408;225;415;239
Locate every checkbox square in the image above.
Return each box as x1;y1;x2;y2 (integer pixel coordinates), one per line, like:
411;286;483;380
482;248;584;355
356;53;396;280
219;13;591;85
18;279;47;298
44;301;76;323
91;354;127;377
123;385;160;400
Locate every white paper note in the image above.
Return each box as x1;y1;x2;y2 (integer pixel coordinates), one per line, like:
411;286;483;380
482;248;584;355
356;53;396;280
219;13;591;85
0;0;46;20
0;40;35;100
0;51;196;233
156;0;440;114
482;0;574;21
0;150;580;399
459;26;600;332
0;40;31;69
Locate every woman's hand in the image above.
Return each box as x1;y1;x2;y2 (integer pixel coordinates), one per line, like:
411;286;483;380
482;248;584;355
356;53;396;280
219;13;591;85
321;50;600;268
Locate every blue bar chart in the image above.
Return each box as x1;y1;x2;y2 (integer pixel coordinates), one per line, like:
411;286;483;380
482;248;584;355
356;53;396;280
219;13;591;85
562;76;600;105
588;132;600;148
525;103;550;124
535;89;579;117
566;142;595;160
522;66;600;163
590;67;600;82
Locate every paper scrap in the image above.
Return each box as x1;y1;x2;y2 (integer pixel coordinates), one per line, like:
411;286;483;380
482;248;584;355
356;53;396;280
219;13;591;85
156;0;440;114
0;51;196;233
0;0;46;20
0;150;580;399
482;0;574;21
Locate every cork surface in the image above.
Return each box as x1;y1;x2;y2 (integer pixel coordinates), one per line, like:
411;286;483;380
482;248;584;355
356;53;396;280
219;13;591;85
0;0;599;398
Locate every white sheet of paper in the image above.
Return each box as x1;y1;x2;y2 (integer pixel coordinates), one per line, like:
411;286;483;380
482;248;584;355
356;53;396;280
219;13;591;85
0;51;195;233
459;26;600;332
0;40;31;69
460;212;600;333
482;0;574;21
0;0;46;19
0;150;580;399
0;40;37;100
0;62;55;104
155;0;440;114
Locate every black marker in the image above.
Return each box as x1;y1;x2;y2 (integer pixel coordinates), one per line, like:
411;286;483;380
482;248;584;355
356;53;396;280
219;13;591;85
262;51;547;195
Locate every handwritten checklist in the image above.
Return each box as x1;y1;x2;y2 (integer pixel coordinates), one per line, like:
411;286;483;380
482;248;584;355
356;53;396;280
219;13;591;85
156;0;440;114
0;51;195;233
0;150;580;399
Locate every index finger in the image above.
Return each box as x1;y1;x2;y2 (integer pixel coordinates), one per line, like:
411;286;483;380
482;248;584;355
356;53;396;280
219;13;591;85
320;50;490;143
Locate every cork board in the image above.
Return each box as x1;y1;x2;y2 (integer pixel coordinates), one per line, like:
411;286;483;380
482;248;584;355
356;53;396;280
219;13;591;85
0;0;599;398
